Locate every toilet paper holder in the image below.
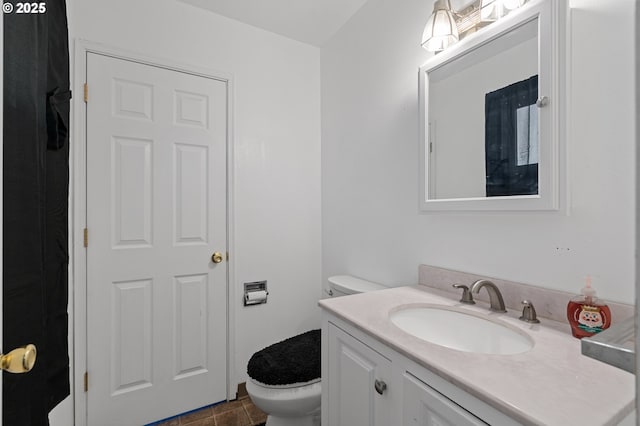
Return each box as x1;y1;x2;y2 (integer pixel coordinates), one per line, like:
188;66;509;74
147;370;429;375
244;281;268;306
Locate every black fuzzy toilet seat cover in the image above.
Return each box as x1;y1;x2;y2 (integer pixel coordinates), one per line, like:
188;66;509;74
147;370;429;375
247;329;321;386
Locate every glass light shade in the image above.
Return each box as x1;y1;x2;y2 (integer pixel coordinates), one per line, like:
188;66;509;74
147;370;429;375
421;0;459;52
480;0;505;22
503;0;526;10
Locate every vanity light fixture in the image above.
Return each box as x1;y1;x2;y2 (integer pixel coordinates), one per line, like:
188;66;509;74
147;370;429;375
422;0;528;52
503;0;527;10
421;0;459;52
480;0;505;22
480;0;526;21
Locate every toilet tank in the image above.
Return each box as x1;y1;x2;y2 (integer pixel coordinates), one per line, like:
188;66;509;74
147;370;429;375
327;275;386;297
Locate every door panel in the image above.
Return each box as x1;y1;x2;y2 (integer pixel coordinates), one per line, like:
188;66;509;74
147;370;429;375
86;52;227;425
403;373;487;426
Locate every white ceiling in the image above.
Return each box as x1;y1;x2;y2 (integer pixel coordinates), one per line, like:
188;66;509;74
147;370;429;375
178;0;371;46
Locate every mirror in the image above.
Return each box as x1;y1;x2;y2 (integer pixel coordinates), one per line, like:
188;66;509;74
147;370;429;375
419;0;565;211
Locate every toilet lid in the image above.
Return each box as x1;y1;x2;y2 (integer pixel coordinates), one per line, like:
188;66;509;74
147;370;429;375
247;329;320;386
328;275;386;295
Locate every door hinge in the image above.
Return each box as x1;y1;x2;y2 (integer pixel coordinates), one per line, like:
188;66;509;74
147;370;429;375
83;83;89;103
84;371;89;392
83;228;89;248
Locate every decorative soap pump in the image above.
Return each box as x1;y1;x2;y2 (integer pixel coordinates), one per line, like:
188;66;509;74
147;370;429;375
566;276;611;339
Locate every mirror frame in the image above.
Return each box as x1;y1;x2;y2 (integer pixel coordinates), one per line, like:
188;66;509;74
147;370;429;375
419;0;566;212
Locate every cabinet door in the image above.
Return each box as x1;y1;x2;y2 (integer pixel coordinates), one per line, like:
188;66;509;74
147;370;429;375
403;373;488;426
327;323;392;426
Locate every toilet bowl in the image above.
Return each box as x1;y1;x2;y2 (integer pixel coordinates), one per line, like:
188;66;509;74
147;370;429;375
246;379;321;426
246;275;386;426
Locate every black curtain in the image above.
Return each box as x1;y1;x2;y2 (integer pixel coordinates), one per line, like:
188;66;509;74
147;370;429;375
3;0;71;424
485;74;538;197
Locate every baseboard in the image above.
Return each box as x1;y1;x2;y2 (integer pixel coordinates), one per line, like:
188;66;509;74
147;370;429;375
237;382;248;400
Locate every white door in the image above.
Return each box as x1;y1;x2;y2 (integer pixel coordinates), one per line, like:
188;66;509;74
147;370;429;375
85;52;228;425
0;11;3;424
1;11;4;422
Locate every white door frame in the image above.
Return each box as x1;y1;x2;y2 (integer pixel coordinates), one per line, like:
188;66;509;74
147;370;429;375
72;40;236;426
0;11;4;422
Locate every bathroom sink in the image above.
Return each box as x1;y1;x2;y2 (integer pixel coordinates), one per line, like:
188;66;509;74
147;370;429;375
390;306;533;355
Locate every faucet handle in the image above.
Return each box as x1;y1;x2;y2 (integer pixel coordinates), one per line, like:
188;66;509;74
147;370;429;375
452;284;475;304
519;300;540;324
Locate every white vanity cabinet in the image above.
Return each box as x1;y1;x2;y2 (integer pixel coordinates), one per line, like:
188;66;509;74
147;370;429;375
325;322;392;426
322;314;520;426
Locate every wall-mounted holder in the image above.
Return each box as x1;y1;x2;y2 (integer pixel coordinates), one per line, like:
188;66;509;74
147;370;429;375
244;281;268;306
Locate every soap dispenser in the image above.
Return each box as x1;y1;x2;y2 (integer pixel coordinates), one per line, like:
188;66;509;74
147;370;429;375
566;276;611;339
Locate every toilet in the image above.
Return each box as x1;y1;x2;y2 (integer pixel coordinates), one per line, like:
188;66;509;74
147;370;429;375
246;275;386;426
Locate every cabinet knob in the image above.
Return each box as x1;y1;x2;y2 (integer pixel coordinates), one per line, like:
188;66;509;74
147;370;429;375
374;379;387;395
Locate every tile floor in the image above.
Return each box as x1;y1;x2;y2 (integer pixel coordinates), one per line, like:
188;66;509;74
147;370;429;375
156;397;267;426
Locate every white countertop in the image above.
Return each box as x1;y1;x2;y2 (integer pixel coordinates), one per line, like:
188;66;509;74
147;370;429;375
318;285;634;426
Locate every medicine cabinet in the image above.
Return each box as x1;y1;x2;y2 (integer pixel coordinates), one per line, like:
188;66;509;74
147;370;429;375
419;0;566;211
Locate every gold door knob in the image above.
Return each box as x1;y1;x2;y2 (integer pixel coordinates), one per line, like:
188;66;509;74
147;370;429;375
1;344;37;373
211;252;223;263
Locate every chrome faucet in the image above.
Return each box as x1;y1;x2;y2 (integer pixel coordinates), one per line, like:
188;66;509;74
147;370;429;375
519;300;540;323
470;279;507;313
452;284;475;304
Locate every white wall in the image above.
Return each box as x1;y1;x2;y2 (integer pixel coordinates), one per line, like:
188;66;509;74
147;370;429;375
63;0;322;417
322;0;635;303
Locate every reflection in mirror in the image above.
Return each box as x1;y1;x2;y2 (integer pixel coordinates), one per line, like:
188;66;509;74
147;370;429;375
428;18;538;200
485;74;538;196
